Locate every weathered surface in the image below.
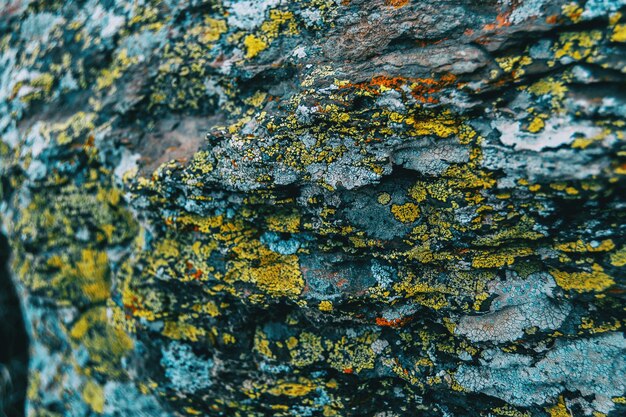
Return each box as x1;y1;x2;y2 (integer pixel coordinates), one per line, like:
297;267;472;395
1;0;626;416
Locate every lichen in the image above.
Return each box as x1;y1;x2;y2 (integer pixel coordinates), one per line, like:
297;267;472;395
1;0;625;416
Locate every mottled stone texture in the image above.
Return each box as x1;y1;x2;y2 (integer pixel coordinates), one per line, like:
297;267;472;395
1;0;626;416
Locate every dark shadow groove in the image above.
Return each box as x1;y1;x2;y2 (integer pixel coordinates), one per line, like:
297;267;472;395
0;231;29;417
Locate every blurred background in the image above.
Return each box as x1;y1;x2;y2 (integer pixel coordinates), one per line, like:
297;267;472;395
0;230;28;417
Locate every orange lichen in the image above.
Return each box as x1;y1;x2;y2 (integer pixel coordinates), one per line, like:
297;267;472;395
375;316;413;328
384;0;409;8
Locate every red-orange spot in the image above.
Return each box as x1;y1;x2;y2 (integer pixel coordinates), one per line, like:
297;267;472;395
385;0;409;8
336;278;348;288
338;74;457;105
483;12;512;31
375;316;413;328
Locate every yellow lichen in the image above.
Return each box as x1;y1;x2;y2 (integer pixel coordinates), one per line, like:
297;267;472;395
96;49;138;90
527;77;567;109
267;380;315;397
82;380;105;414
289;332;324;367
244;35;267;59
551;264;615;292
68;307;133;379
492;405;531;417
554;31;603;62
318;300;333;312
49;249;110;304
580;317;621;334
611;24;626;42
53;112;96;145
610;246;626;267
377;192;391;205
198;17;228;43
562;3;583;23
326;333;377;374
266;212;301;233
31;73;55;94
254;330;275;359
471;248;533;268
261;10;298;37
408;182;427;202
162;320;206;342
75;249;110;302
234;245;304;297
496;55;532;76
527;116;545;133
555;239;615;253
391;202;420;223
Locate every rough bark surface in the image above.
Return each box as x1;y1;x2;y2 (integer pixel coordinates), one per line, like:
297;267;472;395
1;1;626;416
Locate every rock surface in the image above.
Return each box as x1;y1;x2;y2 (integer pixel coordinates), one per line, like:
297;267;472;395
1;0;626;416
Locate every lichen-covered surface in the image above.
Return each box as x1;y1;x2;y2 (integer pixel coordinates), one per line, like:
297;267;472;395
1;0;626;416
